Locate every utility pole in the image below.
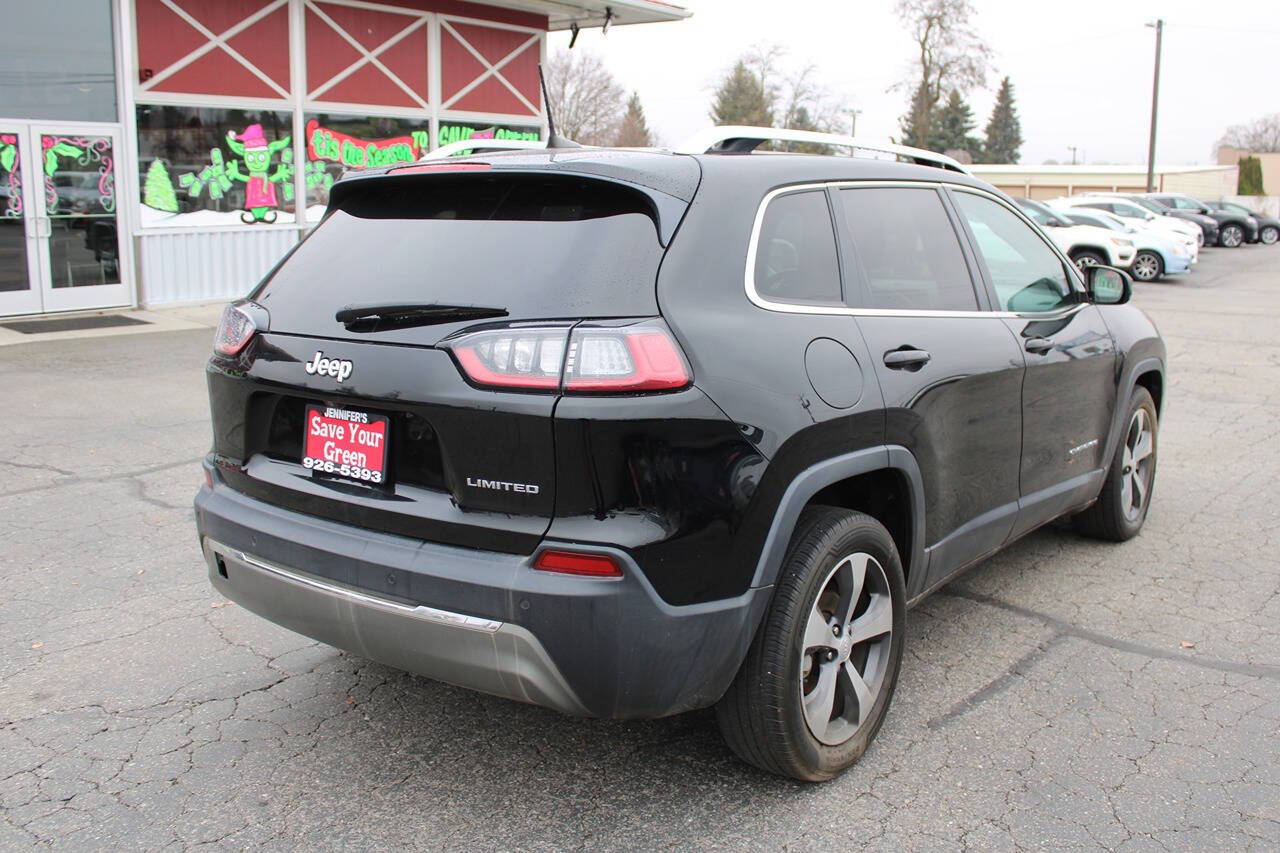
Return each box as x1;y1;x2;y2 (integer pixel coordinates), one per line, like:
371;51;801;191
1068;146;1078;165
849;109;862;138
1145;19;1163;192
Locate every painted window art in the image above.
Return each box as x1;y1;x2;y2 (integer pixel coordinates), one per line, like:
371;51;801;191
436;123;541;155
1;134;22;219
135;105;294;227
303;114;428;215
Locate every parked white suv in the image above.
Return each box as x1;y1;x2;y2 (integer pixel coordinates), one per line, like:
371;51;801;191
1048;197;1199;264
1013;198;1135;270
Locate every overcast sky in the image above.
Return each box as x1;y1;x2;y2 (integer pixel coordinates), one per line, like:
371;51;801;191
548;0;1280;165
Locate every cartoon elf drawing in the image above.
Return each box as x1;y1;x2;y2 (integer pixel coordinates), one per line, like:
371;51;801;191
226;124;291;224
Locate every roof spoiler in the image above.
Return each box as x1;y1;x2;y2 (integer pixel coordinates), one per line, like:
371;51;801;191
673;126;970;174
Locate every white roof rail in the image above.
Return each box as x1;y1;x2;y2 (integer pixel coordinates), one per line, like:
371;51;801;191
673;126;970;174
420;138;547;160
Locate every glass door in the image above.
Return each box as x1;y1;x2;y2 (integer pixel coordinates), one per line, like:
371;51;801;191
27;123;130;313
0;127;43;315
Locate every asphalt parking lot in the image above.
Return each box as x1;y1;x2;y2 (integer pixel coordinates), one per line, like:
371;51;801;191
2;246;1278;850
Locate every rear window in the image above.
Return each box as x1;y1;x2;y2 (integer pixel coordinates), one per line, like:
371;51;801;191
253;174;666;341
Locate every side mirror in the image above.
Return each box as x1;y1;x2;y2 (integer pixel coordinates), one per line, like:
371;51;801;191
1087;265;1132;305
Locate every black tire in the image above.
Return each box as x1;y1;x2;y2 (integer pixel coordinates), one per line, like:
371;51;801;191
1130;250;1163;282
1071;249;1106;271
716;507;906;781
1074;388;1158;541
1219;224;1244;248
1261;226;1278;246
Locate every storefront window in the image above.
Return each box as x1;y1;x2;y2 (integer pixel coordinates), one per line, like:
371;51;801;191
436;122;541;155
135;105;294;228
303;114;430;216
0;0;117;122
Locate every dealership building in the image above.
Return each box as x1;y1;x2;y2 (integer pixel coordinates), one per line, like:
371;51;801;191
0;0;688;318
968;163;1240;202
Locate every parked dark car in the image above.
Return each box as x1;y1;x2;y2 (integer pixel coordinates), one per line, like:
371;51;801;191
195;134;1165;781
1100;193;1219;245
1146;192;1258;247
1205;200;1279;245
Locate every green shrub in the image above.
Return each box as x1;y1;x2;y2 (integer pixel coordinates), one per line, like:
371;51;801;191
1238;156;1265;195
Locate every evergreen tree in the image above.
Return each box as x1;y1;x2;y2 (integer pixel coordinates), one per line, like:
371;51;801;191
898;82;931;148
780;104;830;153
934;89;983;161
143;159;178;212
710;60;774;128
983;76;1024;164
614;92;654;147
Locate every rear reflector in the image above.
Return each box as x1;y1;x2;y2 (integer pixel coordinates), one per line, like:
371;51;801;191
533;550;623;578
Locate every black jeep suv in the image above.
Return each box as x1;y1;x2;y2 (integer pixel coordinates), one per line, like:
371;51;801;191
195;135;1165;781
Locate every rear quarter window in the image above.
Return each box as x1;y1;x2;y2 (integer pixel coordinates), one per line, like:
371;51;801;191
753;189;842;305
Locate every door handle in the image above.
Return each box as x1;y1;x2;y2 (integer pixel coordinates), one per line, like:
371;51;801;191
1024;337;1054;354
883;348;931;369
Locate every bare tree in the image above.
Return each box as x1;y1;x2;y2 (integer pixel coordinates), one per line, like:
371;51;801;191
894;0;992;150
1217;113;1280;154
710;43;843;150
545;49;626;146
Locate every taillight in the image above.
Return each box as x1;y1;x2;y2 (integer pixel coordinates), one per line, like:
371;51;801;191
447;326;569;390
442;319;691;394
213;303;259;356
565;326;690;392
533;549;623;578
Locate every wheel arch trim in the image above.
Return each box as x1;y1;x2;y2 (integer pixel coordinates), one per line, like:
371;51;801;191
1102;356;1164;465
748;445;928;600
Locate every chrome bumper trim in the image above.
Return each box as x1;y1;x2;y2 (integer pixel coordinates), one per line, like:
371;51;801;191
220;542;502;633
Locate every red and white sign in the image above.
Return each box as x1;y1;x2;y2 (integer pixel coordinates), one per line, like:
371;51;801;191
302;405;388;485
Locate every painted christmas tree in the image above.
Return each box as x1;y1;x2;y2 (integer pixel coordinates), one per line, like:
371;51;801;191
143;159;178;212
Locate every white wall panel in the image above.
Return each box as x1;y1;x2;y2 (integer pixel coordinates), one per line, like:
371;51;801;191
137;228;301;305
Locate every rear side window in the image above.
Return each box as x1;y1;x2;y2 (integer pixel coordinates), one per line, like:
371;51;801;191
753;190;842;305
838;187;978;311
952;192;1075;313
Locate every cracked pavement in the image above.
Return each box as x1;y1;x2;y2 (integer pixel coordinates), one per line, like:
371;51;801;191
2;247;1278;849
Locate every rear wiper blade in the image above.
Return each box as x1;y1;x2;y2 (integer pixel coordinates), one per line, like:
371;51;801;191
335;302;508;332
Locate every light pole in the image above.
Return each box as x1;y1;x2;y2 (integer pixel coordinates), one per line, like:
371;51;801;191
1068;146;1078;165
849;109;862;138
1145;19;1163;192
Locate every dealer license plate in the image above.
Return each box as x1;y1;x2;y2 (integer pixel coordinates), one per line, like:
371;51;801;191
302;405;388;485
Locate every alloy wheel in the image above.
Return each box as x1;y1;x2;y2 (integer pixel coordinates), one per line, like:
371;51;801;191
1262;227;1278;245
799;552;894;746
1074;255;1100;271
1222;225;1243;248
1119;408;1155;522
1132;253;1160;281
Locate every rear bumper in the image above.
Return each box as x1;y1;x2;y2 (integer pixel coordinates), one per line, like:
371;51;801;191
194;463;770;719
